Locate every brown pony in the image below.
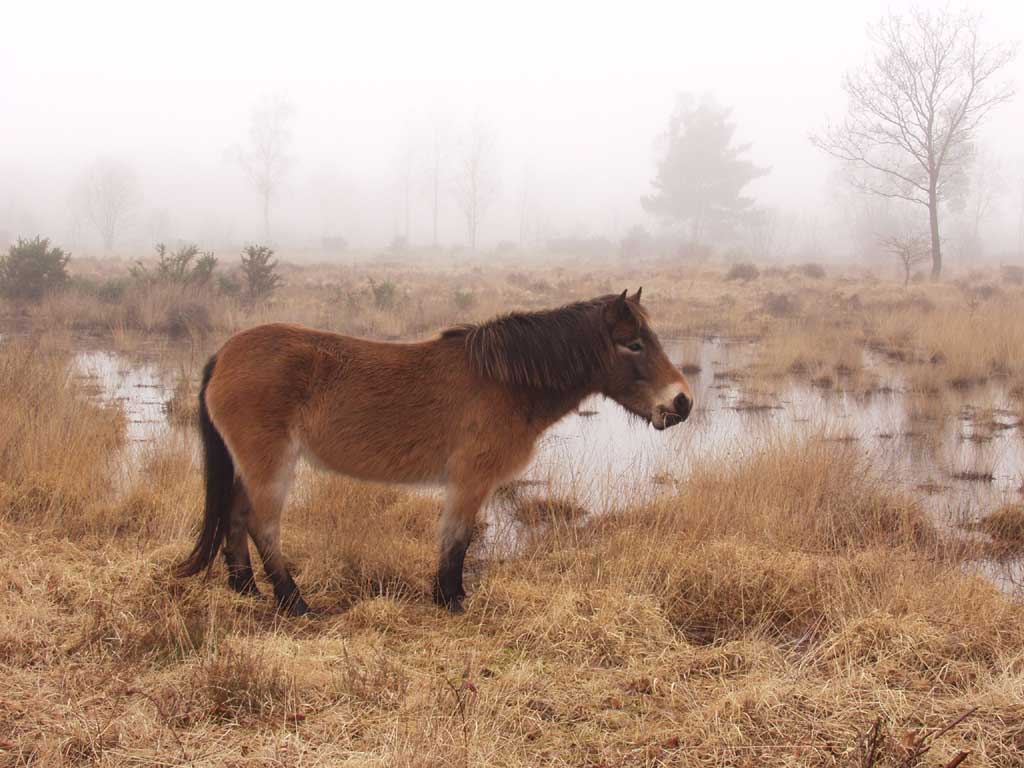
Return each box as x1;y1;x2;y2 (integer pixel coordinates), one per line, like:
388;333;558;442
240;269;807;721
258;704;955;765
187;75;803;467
175;289;693;615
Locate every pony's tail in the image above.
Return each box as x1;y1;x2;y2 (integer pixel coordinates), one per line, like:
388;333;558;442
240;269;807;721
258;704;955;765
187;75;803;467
174;355;234;578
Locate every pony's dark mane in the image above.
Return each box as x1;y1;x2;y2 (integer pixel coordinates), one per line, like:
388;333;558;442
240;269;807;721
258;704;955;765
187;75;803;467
442;296;626;391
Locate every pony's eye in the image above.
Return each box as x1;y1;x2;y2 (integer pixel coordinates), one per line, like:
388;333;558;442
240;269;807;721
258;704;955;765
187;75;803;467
626;341;644;352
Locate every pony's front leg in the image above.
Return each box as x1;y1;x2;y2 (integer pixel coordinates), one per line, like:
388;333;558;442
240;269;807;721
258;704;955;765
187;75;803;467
433;484;489;613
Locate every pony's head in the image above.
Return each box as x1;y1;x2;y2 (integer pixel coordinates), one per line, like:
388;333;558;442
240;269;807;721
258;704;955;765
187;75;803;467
600;289;693;430
455;290;693;429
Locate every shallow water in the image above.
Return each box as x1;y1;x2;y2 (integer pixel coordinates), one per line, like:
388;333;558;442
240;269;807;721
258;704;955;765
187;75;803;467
74;339;1024;555
73;349;177;444
527;340;1023;527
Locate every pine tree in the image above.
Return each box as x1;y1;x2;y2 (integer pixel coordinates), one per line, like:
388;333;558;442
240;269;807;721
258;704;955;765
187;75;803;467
643;94;769;242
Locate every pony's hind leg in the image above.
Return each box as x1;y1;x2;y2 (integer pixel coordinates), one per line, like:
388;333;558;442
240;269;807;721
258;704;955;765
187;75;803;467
243;450;309;616
224;480;259;596
433;483;490;613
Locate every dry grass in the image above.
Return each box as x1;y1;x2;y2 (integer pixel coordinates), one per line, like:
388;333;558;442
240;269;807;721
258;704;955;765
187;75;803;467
756;319;866;387
630;438;940;554
864;286;1024;390
967;505;1024;557
0;341;124;527
3;261;1024;765
35;282;235;342
4;432;1023;764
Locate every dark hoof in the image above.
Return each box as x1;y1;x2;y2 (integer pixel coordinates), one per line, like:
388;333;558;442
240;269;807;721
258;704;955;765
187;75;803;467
446;597;464;614
432;585;465;613
279;595;311;617
227;575;260;597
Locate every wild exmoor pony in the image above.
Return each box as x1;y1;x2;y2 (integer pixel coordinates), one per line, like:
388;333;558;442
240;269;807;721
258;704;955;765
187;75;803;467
175;289;693;615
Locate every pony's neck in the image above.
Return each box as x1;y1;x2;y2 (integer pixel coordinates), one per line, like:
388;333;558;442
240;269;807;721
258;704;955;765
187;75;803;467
522;383;597;431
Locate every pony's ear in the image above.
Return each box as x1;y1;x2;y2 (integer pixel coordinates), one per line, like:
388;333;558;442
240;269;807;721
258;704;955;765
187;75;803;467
629;287;643;304
604;289;640;336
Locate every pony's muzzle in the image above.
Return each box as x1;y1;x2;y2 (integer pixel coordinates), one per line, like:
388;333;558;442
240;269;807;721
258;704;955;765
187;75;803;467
653;393;692;430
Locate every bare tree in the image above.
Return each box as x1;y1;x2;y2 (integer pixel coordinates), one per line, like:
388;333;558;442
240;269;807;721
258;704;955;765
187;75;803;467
234;94;295;241
812;8;1015;280
75;156;141;252
452;121;498;251
881;232;931;287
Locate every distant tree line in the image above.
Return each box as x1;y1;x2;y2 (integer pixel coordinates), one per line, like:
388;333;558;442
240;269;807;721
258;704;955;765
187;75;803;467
11;5;1017;277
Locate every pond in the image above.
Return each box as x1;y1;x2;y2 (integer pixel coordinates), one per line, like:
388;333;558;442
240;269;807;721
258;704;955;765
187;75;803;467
526;339;1023;523
74;349;178;444
73;338;1023;584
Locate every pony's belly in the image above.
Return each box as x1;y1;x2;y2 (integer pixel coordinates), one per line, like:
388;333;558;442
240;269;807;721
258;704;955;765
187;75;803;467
297;428;450;485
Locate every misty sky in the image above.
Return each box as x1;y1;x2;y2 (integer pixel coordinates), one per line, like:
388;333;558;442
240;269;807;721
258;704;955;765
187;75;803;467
2;0;1022;255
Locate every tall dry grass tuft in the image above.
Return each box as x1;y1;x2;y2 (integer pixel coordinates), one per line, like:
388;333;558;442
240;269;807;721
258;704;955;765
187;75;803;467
620;438;938;553
757;319;865;385
35;282;235;341
198;639;299;722
286;471;440;607
868;292;1024;387
0;341;124;527
101;433;202;542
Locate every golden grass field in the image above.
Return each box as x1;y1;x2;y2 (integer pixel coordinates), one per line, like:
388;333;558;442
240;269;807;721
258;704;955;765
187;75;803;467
2;255;1024;766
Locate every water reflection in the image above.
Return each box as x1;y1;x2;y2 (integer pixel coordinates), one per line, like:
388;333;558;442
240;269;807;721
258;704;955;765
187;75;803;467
73;350;176;444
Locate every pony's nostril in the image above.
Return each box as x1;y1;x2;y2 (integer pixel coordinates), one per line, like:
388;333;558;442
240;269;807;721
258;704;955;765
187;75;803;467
673;393;692;420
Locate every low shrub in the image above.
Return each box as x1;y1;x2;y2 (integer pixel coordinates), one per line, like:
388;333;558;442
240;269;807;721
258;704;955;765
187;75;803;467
798;262;826;279
239;244;282;301
452;286;476;310
725;262;759;282
1001;265;1024;286
0;236;70;300
131;243;218;287
761;291;799;317
369;278;398;309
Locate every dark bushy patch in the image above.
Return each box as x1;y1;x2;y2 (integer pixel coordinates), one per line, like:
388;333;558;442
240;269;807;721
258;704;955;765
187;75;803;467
239;244;282;301
164;302;213;338
1001;265;1024;286
131;243;218;287
762;292;800;317
725;262;759;282
369;278;397;309
0;237;70;300
452;287;476;310
217;273;242;297
798;262;826;279
69;276;130;304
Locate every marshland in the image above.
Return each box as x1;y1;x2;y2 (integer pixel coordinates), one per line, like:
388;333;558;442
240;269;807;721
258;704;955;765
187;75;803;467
5;2;1024;766
4;257;1024;766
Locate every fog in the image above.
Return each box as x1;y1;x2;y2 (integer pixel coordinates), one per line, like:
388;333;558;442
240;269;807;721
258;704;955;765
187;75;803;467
3;0;1023;261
